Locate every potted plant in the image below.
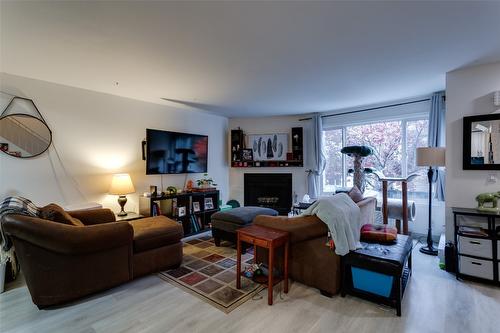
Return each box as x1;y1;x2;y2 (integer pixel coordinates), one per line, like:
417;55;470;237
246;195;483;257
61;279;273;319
196;173;217;189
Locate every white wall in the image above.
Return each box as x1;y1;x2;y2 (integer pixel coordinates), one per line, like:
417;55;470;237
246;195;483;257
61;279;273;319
445;61;500;241
228;115;312;206
0;73;229;213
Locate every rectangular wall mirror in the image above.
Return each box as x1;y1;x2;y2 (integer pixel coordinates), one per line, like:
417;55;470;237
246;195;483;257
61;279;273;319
463;113;500;170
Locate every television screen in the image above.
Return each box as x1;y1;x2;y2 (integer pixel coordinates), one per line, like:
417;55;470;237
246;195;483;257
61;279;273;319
146;129;208;174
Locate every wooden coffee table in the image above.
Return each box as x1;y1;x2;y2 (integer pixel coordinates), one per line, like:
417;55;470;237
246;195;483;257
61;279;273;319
236;225;289;305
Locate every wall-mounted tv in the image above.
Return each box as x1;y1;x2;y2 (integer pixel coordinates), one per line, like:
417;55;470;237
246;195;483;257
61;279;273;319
146;128;208;174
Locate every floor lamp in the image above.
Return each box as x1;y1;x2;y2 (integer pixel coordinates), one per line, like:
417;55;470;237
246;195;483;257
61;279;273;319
416;147;445;256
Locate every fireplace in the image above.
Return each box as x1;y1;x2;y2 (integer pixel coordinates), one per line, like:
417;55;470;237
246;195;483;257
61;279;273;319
244;173;292;215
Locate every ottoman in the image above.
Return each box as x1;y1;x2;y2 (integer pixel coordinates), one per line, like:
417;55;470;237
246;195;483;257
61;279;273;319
128;216;184;278
341;235;413;316
211;207;278;246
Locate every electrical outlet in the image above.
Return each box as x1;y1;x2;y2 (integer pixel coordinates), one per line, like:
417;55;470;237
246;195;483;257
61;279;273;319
487;173;497;183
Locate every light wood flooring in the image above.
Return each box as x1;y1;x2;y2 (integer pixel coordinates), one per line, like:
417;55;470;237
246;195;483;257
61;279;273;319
1;244;499;333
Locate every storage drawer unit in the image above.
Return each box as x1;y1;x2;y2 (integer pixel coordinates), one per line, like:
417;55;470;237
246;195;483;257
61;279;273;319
458;236;492;259
452;207;500;286
459;256;494;280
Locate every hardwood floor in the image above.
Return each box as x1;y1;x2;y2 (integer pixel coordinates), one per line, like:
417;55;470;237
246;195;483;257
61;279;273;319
1;245;499;333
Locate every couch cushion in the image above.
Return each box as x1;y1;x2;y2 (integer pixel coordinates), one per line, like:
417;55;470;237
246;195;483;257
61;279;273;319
348;186;364;203
253;214;328;244
211;206;278;226
40;204;84;226
129;216;183;253
360;224;397;243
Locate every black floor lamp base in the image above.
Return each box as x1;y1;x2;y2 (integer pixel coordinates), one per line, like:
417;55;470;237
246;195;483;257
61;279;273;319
419;245;438;256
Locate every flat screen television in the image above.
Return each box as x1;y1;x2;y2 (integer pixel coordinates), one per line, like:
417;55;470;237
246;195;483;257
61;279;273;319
146;128;208;174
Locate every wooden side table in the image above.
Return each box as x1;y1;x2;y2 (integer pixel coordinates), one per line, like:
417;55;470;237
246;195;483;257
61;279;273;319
115;212;144;222
236;225;289;305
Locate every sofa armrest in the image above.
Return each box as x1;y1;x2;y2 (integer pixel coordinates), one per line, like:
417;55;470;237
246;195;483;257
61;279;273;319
68;208;116;225
253;214;328;244
3;215;133;255
357;196;376;225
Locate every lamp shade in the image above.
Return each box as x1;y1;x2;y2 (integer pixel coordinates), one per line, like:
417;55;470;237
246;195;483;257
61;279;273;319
416;147;445;167
109;173;135;195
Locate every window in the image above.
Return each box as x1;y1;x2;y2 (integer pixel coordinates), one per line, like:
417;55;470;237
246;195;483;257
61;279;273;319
323;128;343;193
322;117;429;201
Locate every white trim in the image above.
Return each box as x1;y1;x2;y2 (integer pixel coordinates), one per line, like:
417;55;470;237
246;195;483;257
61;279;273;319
321;113;429;195
322;96;430;129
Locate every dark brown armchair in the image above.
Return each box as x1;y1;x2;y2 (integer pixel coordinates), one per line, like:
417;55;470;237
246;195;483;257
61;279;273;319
2;207;183;308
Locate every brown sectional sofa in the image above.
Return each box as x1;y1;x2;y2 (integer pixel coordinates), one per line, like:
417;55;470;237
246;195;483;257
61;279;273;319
2;208;183;308
253;197;376;296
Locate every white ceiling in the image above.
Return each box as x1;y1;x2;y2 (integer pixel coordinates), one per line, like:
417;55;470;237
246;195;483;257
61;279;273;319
1;1;500;118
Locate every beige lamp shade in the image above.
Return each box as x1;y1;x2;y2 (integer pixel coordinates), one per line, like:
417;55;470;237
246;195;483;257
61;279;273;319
416;147;446;167
109;173;135;195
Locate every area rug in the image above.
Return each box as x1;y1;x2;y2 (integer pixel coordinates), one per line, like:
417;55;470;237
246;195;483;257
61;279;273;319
158;234;265;313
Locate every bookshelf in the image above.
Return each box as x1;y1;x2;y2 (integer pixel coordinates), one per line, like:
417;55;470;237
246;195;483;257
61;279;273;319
139;190;220;237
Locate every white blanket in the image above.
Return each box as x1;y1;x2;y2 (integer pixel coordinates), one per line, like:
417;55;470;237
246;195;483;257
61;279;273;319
300;193;361;256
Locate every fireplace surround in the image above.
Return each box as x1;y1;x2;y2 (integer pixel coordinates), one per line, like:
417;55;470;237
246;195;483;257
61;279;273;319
244;173;292;215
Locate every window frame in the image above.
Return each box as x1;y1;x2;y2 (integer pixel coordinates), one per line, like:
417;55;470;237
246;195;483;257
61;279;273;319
321;113;429;195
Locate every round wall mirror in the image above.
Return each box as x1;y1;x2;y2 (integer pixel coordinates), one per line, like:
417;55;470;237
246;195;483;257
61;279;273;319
0;113;52;158
0;94;52;158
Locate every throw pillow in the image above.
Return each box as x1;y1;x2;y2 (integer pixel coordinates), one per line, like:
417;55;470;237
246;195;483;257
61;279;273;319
348;186;364;203
40;203;84;226
360;224;397;243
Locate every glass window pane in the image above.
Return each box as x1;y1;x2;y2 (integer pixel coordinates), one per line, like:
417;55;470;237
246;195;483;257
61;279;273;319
345;121;403;192
323;128;343;192
406;119;429;201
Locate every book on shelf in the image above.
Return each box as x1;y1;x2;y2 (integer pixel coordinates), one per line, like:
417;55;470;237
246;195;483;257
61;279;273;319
171;198;177;217
459;226;489;237
152;202;162;216
190;215;200;233
196;216;203;230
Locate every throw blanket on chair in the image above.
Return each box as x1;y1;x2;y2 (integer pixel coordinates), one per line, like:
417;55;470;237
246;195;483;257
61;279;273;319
300;193;361;256
0;197;39;280
0;196;40;251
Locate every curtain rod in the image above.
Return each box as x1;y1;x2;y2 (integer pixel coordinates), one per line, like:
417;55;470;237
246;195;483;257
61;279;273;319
299;98;433;121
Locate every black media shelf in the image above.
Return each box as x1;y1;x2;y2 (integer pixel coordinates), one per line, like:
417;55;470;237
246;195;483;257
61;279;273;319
139;190;220;237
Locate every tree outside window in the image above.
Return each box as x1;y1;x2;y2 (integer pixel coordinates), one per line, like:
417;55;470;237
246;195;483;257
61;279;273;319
323;117;429;201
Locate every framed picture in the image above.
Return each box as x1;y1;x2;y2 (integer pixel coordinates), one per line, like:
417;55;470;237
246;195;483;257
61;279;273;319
248;133;288;161
204;197;214;210
240;148;253;162
177;206;186;217
192;201;200;212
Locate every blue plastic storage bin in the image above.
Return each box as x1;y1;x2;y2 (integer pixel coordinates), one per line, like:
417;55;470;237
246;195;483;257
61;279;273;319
351;267;393;297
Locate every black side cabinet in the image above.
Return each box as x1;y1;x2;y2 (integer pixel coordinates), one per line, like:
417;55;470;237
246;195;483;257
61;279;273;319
452;207;500;285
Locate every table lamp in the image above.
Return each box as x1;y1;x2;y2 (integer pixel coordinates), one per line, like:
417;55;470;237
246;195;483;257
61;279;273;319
109;173;135;216
416;147;445;255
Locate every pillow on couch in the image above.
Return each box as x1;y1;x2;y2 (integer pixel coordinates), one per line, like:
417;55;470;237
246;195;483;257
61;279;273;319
40;203;84;226
348;186;364;203
360;224;397;243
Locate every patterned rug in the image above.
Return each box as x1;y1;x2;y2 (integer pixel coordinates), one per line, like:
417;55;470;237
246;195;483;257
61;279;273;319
158;234;265;313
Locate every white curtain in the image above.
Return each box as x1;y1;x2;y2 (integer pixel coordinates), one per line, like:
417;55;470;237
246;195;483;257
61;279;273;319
428;91;446;201
307;114;326;199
